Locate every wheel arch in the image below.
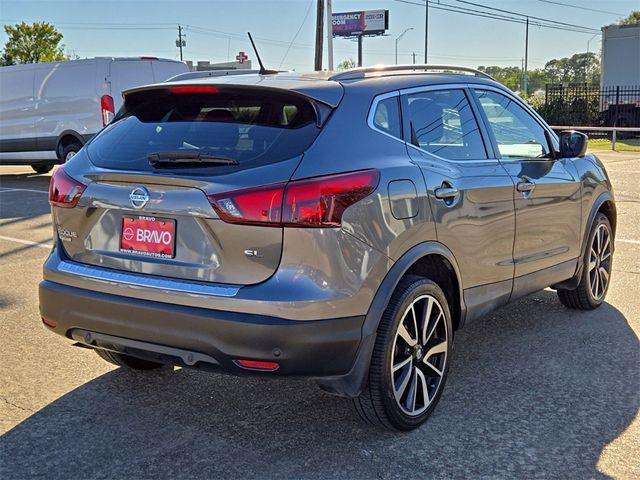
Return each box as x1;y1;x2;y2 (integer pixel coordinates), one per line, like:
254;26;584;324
315;241;466;398
554;191;617;291
56;130;85;160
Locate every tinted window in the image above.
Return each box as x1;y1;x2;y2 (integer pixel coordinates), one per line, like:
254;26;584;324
86;88;320;174
407;89;487;160
474;89;551;159
372;96;401;139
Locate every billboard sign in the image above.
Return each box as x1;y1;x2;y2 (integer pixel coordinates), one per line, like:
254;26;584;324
332;10;389;37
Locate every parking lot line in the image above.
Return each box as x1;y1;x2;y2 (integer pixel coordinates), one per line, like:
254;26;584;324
0;235;52;249
617;239;640;245
0;187;49;194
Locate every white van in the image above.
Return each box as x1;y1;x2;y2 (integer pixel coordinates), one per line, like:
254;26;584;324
0;57;189;173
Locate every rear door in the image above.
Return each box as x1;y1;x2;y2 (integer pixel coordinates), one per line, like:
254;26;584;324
109;60;155;110
150;60;190;83
471;88;581;283
402;86;515;312
58;85;325;285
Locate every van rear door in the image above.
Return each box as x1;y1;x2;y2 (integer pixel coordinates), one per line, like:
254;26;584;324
109;59;154;111
150;59;189;83
109;59;189;111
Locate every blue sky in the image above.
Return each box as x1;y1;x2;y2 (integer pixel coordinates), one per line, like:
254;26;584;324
0;0;636;70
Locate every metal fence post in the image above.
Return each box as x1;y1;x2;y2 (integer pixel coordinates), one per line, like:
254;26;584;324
612;128;617;150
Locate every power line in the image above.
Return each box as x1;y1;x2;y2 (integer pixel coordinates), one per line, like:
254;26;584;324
535;0;626;17
279;0;315;68
394;0;599;34
451;0;600;32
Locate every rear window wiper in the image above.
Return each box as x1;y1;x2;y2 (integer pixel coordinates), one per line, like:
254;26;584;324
147;151;240;166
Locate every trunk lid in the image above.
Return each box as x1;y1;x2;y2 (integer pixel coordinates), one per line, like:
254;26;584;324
56;83;331;285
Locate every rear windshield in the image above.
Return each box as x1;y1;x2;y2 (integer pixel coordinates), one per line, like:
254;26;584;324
86;87;321;173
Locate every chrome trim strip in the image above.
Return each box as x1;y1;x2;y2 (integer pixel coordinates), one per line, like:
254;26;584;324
57;259;240;298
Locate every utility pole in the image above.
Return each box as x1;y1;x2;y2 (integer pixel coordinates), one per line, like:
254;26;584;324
314;0;324;71
412;52;416;64
176;25;185;61
326;0;334;70
424;0;429;63
523;16;529;96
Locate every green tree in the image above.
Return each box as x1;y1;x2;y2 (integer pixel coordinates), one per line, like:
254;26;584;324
337;58;356;70
477;65;528;91
619;11;640;25
0;51;14;66
2;21;66;64
543;52;600;84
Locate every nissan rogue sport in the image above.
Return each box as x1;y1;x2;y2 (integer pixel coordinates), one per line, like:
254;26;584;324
40;65;616;431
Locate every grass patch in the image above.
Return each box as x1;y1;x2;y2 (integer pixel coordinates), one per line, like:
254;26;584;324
588;138;640;152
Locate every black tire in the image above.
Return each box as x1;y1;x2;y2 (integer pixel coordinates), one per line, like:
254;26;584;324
557;213;613;310
31;164;53;174
60;142;82;163
94;348;164;370
352;275;453;431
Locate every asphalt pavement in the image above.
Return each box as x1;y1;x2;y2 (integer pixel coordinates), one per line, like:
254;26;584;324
0;151;638;479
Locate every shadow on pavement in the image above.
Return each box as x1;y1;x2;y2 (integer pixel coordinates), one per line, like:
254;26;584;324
1;291;638;479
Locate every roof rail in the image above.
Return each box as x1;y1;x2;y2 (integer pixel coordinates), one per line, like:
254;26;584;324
329;64;495;82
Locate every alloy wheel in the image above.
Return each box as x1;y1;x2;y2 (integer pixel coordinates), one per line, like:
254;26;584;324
390;294;448;417
589;223;612;301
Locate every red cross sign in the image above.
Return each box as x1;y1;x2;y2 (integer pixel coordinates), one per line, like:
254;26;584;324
236;51;248;64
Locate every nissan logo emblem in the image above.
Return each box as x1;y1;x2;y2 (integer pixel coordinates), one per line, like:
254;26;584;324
129;186;150;209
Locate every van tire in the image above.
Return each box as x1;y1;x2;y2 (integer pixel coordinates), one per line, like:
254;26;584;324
61;143;82;162
31;164;53;174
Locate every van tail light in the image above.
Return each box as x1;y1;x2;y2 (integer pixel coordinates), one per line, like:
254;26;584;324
49;166;87;208
101;94;114;126
208;169;379;228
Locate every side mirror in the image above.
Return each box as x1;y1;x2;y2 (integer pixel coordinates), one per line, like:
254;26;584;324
559;130;588;158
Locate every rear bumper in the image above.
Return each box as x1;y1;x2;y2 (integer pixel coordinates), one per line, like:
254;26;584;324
39;280;364;377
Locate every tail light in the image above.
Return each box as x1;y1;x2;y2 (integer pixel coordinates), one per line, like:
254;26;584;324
49;166;87;208
235;359;279;371
101;94;114;126
209;169;379;228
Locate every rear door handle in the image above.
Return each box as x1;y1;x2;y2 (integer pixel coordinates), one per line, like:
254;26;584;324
434;186;459;200
516;180;535;193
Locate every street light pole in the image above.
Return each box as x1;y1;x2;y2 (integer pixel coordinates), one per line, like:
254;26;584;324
395;27;414;65
586;33;599;53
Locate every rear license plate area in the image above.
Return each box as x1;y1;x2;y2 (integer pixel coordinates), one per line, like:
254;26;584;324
120;215;176;259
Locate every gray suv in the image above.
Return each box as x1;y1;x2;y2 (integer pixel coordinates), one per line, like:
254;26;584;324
40;65;616;431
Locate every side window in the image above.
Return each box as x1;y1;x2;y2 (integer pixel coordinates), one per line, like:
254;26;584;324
372;96;402;139
474;89;551;159
406;89;487;160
